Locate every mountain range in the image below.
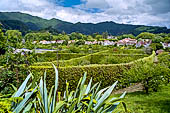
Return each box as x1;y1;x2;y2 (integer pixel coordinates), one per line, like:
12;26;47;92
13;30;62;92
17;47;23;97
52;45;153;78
0;12;170;36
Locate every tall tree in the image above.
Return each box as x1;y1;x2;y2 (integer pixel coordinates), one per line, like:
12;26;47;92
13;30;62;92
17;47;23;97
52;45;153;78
102;31;108;39
5;30;22;49
0;26;6;54
136;32;155;39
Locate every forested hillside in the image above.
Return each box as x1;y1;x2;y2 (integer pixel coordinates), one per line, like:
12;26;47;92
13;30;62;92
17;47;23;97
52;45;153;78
0;12;170;35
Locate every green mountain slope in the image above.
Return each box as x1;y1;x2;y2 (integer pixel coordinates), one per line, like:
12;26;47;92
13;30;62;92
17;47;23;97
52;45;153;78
0;12;169;35
0;12;63;30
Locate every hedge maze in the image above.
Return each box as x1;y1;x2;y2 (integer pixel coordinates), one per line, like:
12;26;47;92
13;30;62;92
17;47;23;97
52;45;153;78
30;49;155;91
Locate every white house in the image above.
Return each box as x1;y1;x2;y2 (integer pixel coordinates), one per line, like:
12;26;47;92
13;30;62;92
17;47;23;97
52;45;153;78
103;40;115;46
161;42;170;49
117;38;137;46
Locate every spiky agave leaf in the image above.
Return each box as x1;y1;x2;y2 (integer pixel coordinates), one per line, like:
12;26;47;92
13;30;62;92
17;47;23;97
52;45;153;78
13;73;32;97
13;86;37;113
94;81;118;112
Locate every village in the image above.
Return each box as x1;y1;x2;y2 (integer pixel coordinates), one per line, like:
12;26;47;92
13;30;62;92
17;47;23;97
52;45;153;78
32;37;170;49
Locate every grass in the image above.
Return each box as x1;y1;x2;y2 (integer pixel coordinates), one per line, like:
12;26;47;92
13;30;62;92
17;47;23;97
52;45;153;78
117;84;170;113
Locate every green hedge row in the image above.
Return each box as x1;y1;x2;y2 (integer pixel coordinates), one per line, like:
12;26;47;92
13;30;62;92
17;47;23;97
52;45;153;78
30;51;155;92
106;48;145;54
36;52;87;62
33;50;148;67
33;50;109;66
31;64;130;92
33;54;148;67
90;54;148;64
35;48;145;62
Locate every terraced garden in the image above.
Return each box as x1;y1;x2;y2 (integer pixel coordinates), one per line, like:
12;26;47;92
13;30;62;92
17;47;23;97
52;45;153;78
29;49;155;92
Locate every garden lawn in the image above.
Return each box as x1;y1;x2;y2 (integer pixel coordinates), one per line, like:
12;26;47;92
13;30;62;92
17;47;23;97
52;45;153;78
117;84;170;113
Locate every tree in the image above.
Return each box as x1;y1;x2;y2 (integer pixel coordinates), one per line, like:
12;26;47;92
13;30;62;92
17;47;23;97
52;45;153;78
24;32;52;41
5;30;22;49
102;31;108;39
150;43;163;51
91;33;99;38
70;32;83;40
0;27;6;55
152;35;164;43
164;37;170;43
95;35;102;40
118;34;135;40
136;32;155;39
86;35;94;41
62;34;70;40
69;32;77;40
123;62;167;93
75;39;85;45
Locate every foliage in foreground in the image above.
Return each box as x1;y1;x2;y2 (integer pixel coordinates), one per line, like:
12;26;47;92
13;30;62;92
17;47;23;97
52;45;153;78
122;58;170;93
0;64;126;113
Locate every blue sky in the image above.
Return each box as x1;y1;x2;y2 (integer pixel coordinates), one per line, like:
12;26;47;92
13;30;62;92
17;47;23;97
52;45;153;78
0;0;170;28
56;0;83;7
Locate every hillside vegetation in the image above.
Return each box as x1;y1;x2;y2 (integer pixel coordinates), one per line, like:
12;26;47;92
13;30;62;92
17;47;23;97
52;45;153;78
0;12;170;35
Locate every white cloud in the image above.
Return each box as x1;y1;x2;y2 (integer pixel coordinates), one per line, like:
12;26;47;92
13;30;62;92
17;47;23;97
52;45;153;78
0;0;169;28
84;0;109;9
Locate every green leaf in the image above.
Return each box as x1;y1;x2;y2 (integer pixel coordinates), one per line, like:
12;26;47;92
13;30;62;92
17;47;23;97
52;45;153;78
43;71;48;113
95;86;109;101
87;90;94;113
94;81;118;111
23;103;32;113
52;63;59;112
13;86;37;113
48;85;54;108
74;77;82;98
85;77;92;95
53;101;65;113
13;74;31;97
67;100;77;113
10;84;17;92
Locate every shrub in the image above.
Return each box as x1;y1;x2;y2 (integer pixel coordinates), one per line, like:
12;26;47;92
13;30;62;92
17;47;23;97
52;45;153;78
158;52;170;83
31;64;129;92
36;52;87;62
108;48;145;54
97;54;147;64
122;61;169;93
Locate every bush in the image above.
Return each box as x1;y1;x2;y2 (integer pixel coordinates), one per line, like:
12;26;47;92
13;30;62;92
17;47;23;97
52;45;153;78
158;52;170;83
108;48;145;54
96;54;148;64
122;62;169;93
36;52;87;62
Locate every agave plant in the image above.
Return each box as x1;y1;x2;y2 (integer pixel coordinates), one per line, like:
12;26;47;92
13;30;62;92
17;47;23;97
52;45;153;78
3;64;126;113
33;64;127;112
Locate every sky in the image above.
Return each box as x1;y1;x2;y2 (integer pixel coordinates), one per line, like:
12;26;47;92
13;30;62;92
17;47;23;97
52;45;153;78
0;0;170;28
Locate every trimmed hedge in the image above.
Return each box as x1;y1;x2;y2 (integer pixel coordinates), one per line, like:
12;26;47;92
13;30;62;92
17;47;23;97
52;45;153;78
90;54;148;64
30;51;155;92
33;54;148;67
106;49;145;54
33;49;148;67
33;50;109;66
36;52;87;62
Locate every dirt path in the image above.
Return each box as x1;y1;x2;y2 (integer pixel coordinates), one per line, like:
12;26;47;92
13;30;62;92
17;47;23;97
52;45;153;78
113;83;143;94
